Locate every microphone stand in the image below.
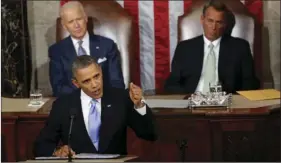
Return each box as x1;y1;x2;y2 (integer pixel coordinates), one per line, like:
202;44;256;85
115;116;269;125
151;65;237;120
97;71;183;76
68;115;75;162
68;145;72;162
176;139;188;162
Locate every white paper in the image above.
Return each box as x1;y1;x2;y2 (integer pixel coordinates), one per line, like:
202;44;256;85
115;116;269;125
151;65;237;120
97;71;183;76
35;153;120;160
75;153;120;159
35;156;67;160
145;99;189;108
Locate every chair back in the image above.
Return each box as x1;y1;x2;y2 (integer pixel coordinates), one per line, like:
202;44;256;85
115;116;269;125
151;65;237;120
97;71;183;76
56;0;135;88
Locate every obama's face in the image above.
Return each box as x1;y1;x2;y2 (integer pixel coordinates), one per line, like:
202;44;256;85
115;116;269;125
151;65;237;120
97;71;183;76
72;63;103;99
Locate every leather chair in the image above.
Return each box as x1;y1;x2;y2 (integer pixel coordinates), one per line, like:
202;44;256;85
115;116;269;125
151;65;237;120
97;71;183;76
56;0;135;88
178;0;255;55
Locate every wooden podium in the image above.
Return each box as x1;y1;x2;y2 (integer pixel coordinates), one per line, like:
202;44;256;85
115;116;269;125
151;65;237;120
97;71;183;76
23;155;138;162
2;95;280;162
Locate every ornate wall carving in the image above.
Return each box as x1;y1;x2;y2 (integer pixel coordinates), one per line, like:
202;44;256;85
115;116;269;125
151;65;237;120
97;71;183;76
1;0;31;97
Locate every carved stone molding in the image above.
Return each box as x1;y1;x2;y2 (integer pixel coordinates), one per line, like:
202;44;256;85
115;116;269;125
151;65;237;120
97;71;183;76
1;0;31;97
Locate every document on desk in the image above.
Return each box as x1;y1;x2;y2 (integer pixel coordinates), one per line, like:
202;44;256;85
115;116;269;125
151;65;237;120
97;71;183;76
75;153;120;159
35;154;120;160
35;156;67;160
237;89;281;101
145;99;189;108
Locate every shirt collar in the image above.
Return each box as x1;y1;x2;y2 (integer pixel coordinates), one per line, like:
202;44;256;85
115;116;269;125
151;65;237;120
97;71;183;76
203;34;222;48
71;31;89;47
81;89;101;106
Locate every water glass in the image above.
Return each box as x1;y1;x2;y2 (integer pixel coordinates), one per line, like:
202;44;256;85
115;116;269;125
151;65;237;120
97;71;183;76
209;81;222;93
216;83;222;92
209;82;217;93
30;89;43;105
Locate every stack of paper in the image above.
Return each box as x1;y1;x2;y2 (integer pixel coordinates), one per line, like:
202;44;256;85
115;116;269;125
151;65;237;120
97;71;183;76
75;153;120;159
237;89;280;101
35;154;120;160
35;156;66;160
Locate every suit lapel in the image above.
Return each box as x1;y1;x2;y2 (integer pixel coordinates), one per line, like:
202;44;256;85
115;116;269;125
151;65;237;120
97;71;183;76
89;35;102;60
195;36;205;76
218;35;228;82
189;36;204;92
62;36;77;65
98;88;122;152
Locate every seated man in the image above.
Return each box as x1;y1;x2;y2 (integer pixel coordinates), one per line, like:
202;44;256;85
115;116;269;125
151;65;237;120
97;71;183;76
49;1;125;97
34;55;157;157
164;0;260;94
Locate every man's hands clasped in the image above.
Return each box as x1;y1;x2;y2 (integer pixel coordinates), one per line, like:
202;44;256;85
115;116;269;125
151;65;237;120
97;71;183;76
53;145;75;157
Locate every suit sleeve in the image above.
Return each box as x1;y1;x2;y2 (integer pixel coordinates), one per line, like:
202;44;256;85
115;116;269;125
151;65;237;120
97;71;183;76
240;41;260;90
49;46;75;97
125;90;157;141
106;42;125;89
164;43;186;94
33;99;62;157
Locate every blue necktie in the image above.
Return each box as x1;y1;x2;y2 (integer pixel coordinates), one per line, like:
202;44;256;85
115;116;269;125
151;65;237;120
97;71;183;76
78;40;87;56
88;99;101;150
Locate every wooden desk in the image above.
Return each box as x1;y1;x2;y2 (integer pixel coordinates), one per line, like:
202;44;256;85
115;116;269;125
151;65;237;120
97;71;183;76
2;95;280;162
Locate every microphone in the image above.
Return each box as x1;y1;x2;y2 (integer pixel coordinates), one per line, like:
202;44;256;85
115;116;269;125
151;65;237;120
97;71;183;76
68;108;77;162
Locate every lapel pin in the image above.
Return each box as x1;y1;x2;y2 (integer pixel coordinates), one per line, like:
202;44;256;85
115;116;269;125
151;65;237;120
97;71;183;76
96;46;99;49
107;104;111;107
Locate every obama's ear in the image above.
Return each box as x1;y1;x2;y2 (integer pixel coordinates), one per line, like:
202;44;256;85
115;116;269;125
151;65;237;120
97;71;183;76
72;79;80;88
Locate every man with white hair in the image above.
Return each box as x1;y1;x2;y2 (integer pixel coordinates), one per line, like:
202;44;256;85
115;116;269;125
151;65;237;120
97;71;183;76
49;1;125;97
164;0;259;94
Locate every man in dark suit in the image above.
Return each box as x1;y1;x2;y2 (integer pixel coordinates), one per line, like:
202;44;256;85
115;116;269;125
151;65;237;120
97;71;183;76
34;55;157;157
164;0;260;94
49;1;124;97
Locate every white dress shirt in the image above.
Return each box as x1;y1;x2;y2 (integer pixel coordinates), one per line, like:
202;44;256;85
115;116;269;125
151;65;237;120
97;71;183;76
195;35;222;92
80;90;147;134
71;32;90;56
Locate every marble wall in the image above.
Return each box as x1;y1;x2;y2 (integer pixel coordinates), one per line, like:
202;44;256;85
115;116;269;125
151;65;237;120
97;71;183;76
27;1;60;96
262;1;280;90
27;1;280;96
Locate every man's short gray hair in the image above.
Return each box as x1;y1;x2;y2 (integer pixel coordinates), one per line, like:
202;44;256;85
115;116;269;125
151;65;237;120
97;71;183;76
202;0;229;17
72;55;98;79
60;1;86;18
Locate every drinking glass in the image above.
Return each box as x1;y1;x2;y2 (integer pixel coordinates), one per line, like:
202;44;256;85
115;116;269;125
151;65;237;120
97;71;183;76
30;89;43;105
216;82;222;92
209;81;222;93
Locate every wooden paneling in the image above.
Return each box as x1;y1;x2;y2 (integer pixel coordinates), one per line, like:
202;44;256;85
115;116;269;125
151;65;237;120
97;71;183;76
1;115;17;162
2;107;280;162
210;118;267;161
17;116;47;161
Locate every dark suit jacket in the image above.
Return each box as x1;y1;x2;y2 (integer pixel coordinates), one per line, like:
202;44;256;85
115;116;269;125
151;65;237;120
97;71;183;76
165;35;260;94
33;87;157;157
49;34;125;97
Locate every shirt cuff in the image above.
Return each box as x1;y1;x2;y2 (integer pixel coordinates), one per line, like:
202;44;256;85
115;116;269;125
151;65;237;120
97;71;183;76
134;105;146;115
134;98;147;115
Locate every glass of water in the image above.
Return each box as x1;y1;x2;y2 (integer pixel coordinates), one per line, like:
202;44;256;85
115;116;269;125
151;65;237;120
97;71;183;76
209;81;222;93
30;89;43;105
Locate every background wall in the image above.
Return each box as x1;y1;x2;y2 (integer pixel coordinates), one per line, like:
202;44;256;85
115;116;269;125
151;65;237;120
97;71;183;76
262;1;280;90
27;1;60;96
27;1;280;96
